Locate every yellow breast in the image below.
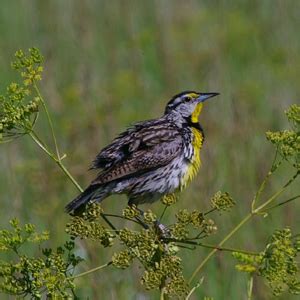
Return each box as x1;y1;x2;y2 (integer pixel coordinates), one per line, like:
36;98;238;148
180;128;203;190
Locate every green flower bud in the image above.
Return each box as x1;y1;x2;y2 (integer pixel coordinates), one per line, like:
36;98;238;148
161;193;177;206
211;191;235;211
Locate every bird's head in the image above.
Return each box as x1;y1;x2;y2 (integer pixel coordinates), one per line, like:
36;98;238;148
164;91;219;123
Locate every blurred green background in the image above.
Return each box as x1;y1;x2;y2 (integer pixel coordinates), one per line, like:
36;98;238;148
0;0;299;299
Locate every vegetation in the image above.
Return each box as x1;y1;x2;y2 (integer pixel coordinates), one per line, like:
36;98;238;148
0;47;299;299
0;2;300;299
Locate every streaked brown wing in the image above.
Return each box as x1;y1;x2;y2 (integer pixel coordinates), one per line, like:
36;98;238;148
91;118;177;170
92;130;182;184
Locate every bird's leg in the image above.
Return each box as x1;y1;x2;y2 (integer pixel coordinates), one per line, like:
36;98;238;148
130;206;149;229
135;207;169;237
135;207;170;237
128;202;169;237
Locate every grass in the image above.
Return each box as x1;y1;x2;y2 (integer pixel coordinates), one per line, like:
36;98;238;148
0;1;300;299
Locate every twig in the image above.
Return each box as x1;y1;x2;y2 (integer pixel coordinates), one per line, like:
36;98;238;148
260;194;300;213
160;205;168;221
103;213;143;226
29;130;83;193
253;170;299;213
204;207;216;215
70;261;112;279
164;238;259;256
251;151;281;211
56;159;83;193
247;275;254;300
34;82;60;159
185;277;204;300
29;131;54;158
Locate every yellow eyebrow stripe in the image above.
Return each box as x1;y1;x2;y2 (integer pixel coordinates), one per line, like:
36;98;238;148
187;92;199;98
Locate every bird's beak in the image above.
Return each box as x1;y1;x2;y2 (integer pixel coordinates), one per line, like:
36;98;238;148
197;92;219;103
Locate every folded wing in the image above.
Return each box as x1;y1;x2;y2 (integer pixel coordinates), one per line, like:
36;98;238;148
91;119;182;184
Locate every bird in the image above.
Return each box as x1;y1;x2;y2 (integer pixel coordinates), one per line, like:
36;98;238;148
65;91;219;215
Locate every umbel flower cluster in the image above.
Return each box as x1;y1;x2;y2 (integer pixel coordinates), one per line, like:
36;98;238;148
0;48;43;141
0;219;82;298
66;203;114;247
266;104;300;169
66;192;234;297
233;228;300;296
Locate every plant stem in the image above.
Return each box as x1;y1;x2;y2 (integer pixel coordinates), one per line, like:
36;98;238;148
204;207;216;215
186;278;204;300
169;239;260;256
247;275;254;300
70;261;112;279
29;130;83;193
261;194;300;212
103;213;142;226
56;160;83;192
160;205;168;221
34;82;60;159
188;170;299;284
29;131;55;159
251;155;281;211
100;213;117;230
253;170;299;213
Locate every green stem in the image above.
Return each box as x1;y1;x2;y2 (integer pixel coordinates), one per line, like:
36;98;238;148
56;160;83;192
253;170;299;213
159;205;168;221
160;288;165;300
103;213;142;226
29;131;56;159
251;154;281;211
247;275;254;300
100;213;117;231
186;278;204;300
261;194;300;212
171;239;260;256
70;261;112;279
160;285;168;300
204;207;217;215
29;130;83;193
188;170;299;284
34;82;60;159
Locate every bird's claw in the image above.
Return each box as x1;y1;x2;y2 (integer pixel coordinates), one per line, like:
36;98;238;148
154;220;170;238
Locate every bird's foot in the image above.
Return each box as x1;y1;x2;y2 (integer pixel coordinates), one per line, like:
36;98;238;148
154;220;170;238
130;205;170;237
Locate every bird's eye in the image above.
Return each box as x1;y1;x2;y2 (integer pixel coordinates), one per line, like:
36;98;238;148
184;96;192;102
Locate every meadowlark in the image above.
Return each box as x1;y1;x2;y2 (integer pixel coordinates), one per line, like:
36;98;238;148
65;91;219;214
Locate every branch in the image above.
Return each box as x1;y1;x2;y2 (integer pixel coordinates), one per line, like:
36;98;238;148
251;150;281;211
103;213;143;226
29;130;83;193
70;261;112;279
34;82;60;159
166;239;260;256
260;194;300;213
186;278;204;300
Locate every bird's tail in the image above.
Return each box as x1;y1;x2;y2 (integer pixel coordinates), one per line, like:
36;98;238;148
65;184;109;215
